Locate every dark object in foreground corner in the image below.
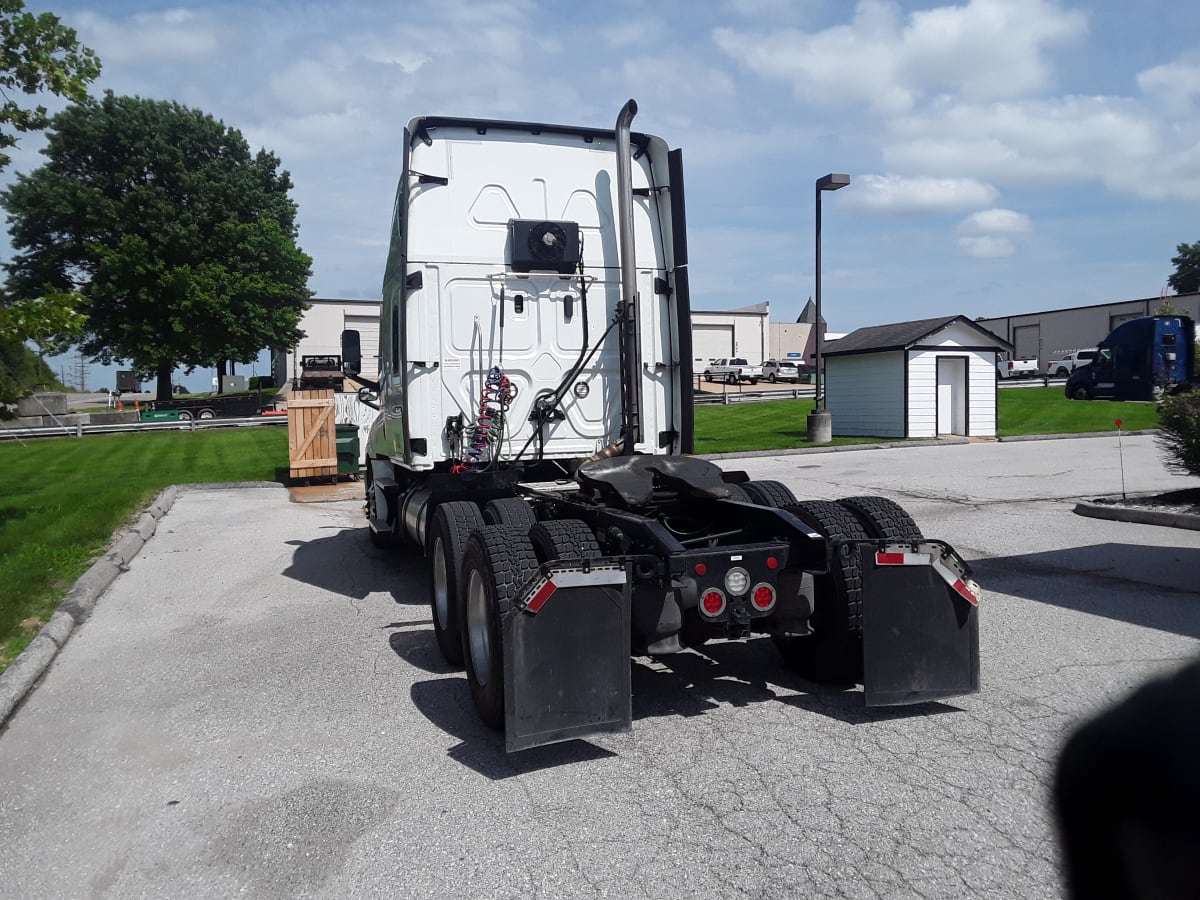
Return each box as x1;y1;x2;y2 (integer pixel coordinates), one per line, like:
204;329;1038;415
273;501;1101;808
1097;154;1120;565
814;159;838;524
1054;657;1200;899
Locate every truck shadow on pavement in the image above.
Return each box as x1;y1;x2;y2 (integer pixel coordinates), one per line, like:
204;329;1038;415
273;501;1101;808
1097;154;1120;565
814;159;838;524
282;529;426;605
405;637;961;778
633;639;962;726
972;543;1200;639
409;677;618;779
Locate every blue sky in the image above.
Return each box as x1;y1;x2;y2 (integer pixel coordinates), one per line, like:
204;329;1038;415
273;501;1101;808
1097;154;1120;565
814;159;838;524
9;0;1200;391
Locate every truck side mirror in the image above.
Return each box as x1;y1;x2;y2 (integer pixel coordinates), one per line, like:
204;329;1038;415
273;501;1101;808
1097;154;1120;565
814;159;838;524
341;329;362;375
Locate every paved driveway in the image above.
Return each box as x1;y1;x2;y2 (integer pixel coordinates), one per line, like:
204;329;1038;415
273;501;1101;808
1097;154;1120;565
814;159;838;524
1;434;1198;899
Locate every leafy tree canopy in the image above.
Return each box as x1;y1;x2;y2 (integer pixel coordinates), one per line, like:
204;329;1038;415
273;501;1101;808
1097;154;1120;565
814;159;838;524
1168;240;1200;296
1;92;313;399
0;0;99;172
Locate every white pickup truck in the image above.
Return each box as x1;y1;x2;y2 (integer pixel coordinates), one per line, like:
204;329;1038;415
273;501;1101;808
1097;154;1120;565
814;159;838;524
1045;348;1098;377
996;354;1039;379
703;357;763;384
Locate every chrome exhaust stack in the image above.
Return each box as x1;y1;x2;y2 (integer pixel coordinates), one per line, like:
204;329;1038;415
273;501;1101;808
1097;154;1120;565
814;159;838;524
615;99;642;453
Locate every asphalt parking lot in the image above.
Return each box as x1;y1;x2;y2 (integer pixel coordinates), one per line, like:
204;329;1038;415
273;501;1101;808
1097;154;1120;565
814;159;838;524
1;434;1198;898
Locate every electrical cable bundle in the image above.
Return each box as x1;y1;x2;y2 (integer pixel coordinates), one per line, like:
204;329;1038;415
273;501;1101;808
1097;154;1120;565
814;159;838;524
453;366;518;473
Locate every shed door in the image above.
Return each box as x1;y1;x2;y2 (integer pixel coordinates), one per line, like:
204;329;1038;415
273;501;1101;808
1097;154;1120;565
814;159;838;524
936;357;968;435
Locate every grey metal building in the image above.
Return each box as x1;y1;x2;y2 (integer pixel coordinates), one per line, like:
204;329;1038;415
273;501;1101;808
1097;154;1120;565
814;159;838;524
976;292;1200;373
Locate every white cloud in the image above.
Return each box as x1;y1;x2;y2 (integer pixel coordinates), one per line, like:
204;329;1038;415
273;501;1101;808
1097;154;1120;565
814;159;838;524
843;174;999;214
958;208;1032;234
713;0;1086;113
1137;57;1200;114
879;94;1200;197
73;9;221;65
958;235;1016;258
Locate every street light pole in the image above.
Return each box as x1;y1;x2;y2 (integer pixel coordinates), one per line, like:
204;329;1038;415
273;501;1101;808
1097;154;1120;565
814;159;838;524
807;172;849;443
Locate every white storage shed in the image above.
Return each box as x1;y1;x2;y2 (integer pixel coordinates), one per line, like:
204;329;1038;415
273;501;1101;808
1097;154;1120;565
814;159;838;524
824;316;1011;439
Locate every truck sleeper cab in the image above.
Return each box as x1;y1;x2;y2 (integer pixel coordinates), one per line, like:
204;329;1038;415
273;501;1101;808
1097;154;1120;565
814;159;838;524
343;101;980;752
1065;316;1195;401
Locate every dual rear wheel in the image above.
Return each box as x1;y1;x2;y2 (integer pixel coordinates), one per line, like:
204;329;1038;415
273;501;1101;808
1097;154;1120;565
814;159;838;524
427;498;601;730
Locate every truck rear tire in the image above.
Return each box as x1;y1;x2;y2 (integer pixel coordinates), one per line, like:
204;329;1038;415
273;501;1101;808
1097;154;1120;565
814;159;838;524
837;495;923;542
177;410;193;421
482;498;536;531
776;500;871;682
529;519;600;564
463;525;539;730
428;501;485;666
741;480;798;508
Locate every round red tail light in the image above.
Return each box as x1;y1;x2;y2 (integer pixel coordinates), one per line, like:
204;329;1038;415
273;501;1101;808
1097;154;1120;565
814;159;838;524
695;562;708;576
751;583;776;611
701;589;726;617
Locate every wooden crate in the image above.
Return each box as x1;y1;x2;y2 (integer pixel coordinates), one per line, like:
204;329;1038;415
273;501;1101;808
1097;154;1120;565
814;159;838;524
287;390;337;480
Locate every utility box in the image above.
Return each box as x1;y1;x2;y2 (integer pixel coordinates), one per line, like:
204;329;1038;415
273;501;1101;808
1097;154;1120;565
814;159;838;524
223;375;248;393
116;371;141;393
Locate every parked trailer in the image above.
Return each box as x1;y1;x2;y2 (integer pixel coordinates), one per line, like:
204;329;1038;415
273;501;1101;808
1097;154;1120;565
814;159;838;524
148;393;266;420
342;101;980;752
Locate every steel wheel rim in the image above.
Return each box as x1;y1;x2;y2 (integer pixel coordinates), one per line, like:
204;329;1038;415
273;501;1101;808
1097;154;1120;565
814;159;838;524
466;568;491;686
432;536;449;628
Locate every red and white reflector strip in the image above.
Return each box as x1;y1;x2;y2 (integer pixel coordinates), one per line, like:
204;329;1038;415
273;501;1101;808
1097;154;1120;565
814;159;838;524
874;543;980;607
518;564;628;615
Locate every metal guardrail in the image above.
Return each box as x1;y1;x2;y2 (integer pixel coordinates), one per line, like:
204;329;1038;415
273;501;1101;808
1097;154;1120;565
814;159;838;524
693;376;817;406
0;414;289;442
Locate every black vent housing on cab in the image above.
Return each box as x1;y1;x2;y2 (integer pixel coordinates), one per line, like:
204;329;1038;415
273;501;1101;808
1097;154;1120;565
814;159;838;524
509;219;581;274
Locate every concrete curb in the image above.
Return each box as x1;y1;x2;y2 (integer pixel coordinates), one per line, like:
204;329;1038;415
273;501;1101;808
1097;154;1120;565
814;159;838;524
997;429;1157;442
0;485;180;730
699;428;1152;461
1074;500;1200;531
702;437;970;460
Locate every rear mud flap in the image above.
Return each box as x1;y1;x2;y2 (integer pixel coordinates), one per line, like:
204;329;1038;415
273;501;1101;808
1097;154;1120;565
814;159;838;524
503;562;633;752
861;541;980;706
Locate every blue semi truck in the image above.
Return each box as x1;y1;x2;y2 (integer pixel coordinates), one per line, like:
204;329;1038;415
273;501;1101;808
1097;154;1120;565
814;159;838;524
1065;315;1196;401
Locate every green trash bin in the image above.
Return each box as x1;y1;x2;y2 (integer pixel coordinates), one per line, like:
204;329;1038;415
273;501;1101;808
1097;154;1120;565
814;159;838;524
335;423;360;474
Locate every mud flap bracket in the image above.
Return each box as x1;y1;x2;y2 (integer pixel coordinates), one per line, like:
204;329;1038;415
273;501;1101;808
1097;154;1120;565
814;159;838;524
861;541;980;706
503;561;633;752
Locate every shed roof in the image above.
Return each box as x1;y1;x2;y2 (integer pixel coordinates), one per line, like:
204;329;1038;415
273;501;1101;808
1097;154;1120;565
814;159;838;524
823;315;1012;357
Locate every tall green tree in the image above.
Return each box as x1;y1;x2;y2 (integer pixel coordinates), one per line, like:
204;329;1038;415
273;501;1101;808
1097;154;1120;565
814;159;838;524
0;0;100;172
1168;240;1200;295
1;92;312;399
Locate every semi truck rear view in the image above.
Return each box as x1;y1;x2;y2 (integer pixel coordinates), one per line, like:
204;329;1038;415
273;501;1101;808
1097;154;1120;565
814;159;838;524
342;101;980;752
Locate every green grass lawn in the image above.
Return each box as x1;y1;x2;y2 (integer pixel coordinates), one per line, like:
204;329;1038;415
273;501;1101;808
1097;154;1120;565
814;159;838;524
0;426;287;671
694;399;886;453
694;387;1159;453
995;386;1157;436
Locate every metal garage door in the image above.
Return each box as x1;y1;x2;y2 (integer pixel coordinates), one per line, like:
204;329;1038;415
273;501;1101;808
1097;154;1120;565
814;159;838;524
344;314;380;380
692;324;734;365
1013;324;1040;360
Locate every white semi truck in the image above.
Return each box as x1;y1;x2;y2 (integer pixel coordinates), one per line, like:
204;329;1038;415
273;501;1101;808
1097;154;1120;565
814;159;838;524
341;101;980;752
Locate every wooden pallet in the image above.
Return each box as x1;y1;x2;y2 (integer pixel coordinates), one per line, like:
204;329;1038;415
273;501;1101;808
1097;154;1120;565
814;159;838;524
287;390;336;480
